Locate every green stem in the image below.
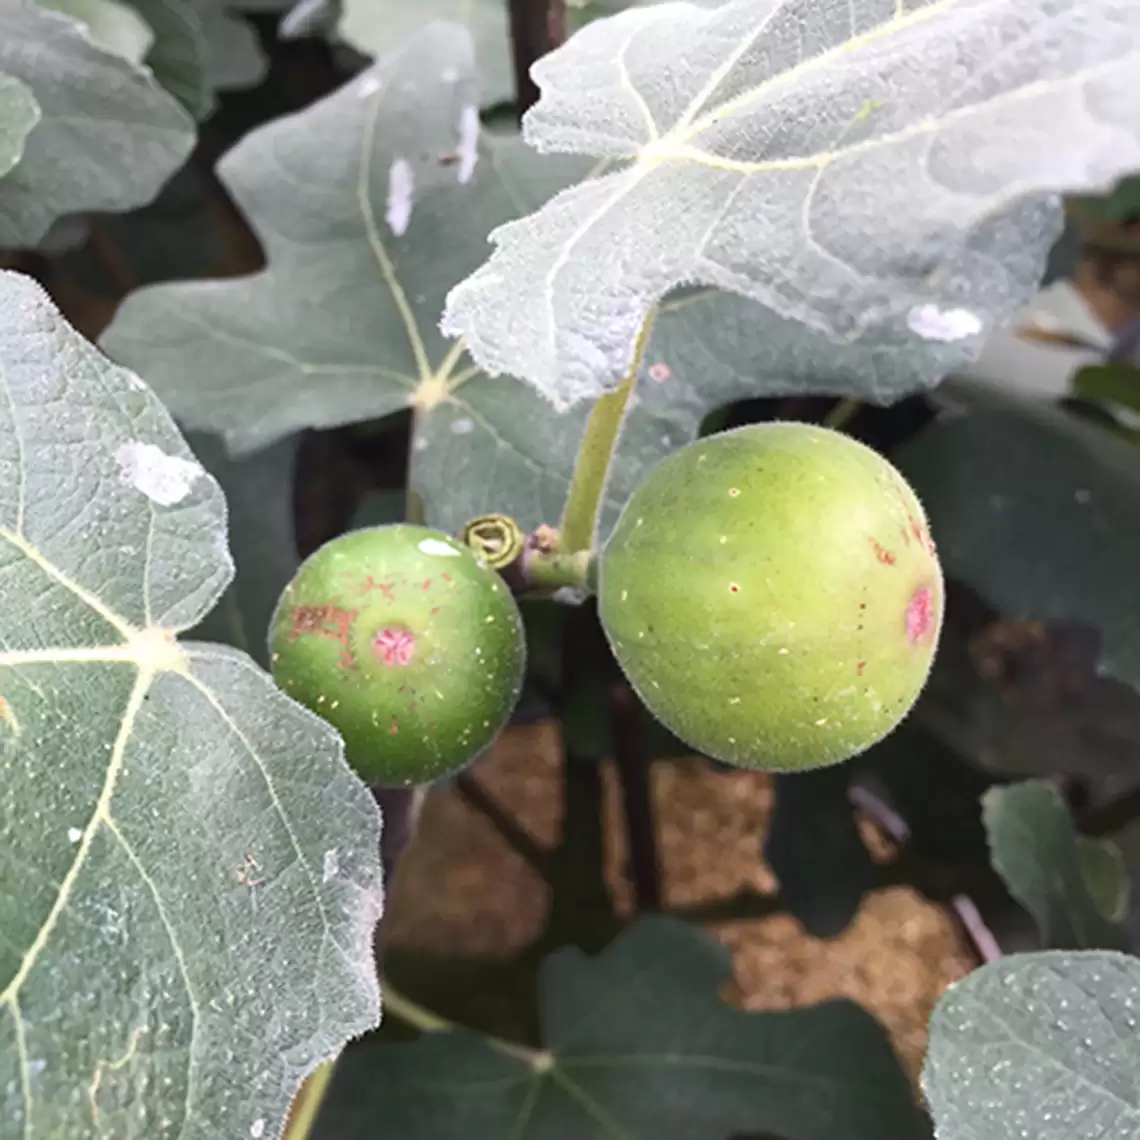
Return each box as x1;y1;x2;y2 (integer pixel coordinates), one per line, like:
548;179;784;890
382;982;550;1067
559;310;657;553
822;397;862;431
524;549;594;595
282;1058;337;1140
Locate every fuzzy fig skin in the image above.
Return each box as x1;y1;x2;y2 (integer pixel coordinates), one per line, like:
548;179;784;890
270;525;525;787
598;423;944;772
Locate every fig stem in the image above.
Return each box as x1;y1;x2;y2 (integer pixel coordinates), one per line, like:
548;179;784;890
822;397;862;431
382;981;549;1066
558;308;657;553
280;1059;335;1140
522;547;594;595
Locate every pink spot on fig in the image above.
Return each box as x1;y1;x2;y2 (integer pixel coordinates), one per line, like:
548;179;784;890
857;661;866;676
649;362;671;383
374;627;416;666
906;587;935;643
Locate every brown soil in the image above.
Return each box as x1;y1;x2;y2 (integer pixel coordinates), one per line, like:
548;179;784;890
385;721;979;1082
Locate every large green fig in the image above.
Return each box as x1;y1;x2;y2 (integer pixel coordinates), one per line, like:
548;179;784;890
597;423;944;772
270;524;525;787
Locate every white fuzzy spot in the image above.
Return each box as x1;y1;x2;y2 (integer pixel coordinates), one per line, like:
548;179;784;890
456;105;479;185
413;436;429;452
355;74;381;98
417;538;461;558
322;849;339;882
67;827;82;844
386;158;414;236
250;1120;265;1138
907;304;983;343
116;442;203;506
28;1060;45;1078
450;418;474;435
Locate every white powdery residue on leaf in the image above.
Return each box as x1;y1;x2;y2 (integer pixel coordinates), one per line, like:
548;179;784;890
386;157;414;236
249;1119;265;1138
322;849;339;882
450;418;474;435
907;304;984;343
115;441;203;506
67;827;82;844
417;538;461;557
456;105;480;185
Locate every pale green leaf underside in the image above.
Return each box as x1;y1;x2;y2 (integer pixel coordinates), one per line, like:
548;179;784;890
0;0;195;247
0;75;39;180
100;20;986;542
339;0;514;107
441;0;1140;407
315;917;929;1140
129;0;214;119
0;272;382;1140
193;0;268;92
335;0;715;110
982;780;1126;951
39;0;156;64
924;951;1140;1139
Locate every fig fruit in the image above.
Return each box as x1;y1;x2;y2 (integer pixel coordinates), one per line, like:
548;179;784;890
269;524;525;787
597;422;943;772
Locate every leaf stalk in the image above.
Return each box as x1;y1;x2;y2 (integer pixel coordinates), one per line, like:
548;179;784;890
559;309;657;554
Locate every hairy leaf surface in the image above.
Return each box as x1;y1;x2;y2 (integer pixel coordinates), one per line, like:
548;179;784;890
0;0;195;247
925;950;1140;1139
101;22;993;540
0;272;382;1140
442;0;1140;407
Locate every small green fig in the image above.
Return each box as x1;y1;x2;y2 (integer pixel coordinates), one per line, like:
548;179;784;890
597;422;944;772
269;524;525;787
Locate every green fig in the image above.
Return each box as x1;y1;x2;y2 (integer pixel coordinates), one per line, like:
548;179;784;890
597;422;944;772
269;524;525;787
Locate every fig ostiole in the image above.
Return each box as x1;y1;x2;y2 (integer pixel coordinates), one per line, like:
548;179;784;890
269;524;525;788
597;422;944;772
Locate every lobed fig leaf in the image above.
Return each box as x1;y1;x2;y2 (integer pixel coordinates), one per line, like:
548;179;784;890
270;524;525;787
598;423;944;771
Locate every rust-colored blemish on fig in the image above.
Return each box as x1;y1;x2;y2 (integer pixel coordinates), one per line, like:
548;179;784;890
857;661;866;676
869;538;896;565
289;603;356;644
361;575;396;600
389;715;399;735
